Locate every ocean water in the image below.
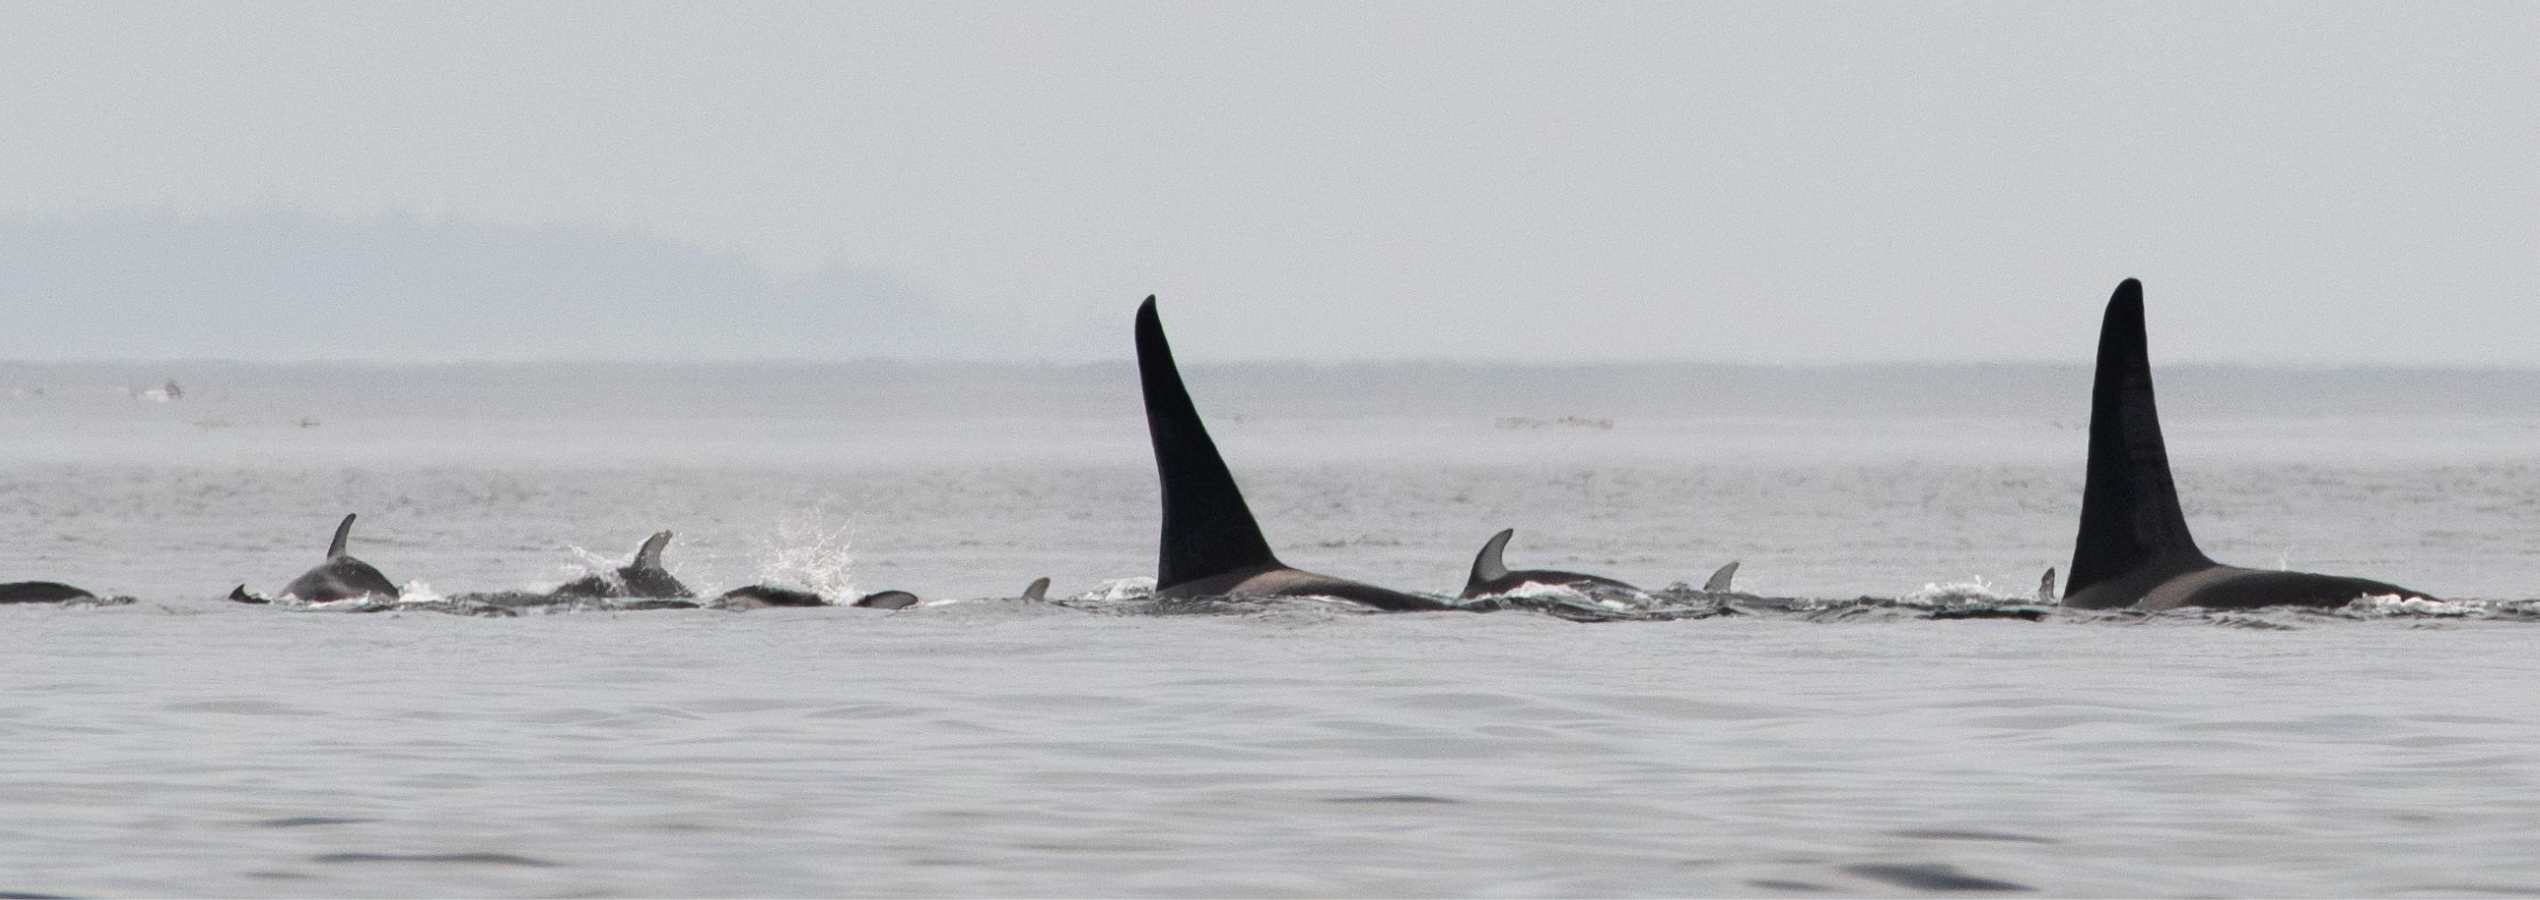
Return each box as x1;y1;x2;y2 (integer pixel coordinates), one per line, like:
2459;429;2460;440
4;362;2539;896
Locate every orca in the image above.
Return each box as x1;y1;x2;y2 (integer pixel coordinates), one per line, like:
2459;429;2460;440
2060;279;2431;611
1020;577;1051;602
714;585;828;609
0;581;96;604
1135;297;1458;611
1460;528;1646;598
552;531;692;600
232;513;401;605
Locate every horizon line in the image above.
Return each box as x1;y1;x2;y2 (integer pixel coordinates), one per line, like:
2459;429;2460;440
9;356;2540;373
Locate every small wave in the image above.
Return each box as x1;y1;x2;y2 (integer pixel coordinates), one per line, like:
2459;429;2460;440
2340;593;2477;618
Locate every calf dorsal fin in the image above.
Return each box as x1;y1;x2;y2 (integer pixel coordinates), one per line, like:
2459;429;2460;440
1703;560;1739;592
1136;297;1279;589
2067;279;2207;596
633;530;673;569
326;513;357;559
1022;577;1050;602
1467;528;1515;591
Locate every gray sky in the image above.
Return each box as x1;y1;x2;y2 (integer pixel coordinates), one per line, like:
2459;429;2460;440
1;2;2531;363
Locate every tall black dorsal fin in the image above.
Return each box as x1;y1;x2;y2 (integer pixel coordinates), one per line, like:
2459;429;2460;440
2067;279;2206;595
634;530;673;569
1703;560;1739;592
1136;297;1279;589
1468;528;1515;590
326;513;357;559
1022;577;1050;602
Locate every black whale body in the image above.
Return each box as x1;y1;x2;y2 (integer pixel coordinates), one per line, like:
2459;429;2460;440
1135;297;1459;612
552;531;693;601
1460;528;1646;599
2059;279;2430;611
232;514;401;605
0;581;97;604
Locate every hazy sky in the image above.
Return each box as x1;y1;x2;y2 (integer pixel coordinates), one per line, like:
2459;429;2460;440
1;2;2531;363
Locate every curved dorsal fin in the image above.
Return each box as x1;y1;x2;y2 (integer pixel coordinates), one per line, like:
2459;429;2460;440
633;530;673;569
326;513;357;559
1022;577;1050;601
1703;560;1739;592
2037;567;2059;603
2067;279;2206;596
1136;297;1279;589
1467;528;1515;591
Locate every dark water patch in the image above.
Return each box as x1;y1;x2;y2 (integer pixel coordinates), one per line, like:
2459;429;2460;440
312;851;558;867
1575;693;1800;721
1888;828;2058;844
2383;884;2540;896
806;702;920;720
905;856;983;868
1324;794;1460;805
1930;606;2051;621
2205;614;2302;631
251;816;375;828
2397;711;2519;727
1845;863;2035;893
451;591;559;609
164;699;321;716
1749;880;1836;892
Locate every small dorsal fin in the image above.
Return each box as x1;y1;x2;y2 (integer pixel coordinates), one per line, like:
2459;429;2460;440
1703;560;1739;592
326;513;357;559
1137;297;1280;589
2037;567;2059;603
1022;577;1050;601
633;530;673;569
1467;528;1515;591
2068;279;2207;596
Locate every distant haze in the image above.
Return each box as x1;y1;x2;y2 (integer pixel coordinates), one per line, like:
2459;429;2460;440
1;3;2532;364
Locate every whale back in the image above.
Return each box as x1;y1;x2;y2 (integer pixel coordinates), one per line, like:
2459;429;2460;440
285;556;399;603
2067;279;2208;598
1136;297;1280;590
0;581;96;604
326;513;357;558
853;590;922;610
1465;528;1515;592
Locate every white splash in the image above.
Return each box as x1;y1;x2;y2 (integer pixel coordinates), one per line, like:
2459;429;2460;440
2343;593;2476;617
753;512;860;600
1903;576;2007;608
559;543;619;579
1082;577;1156;602
1501;580;1646;611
